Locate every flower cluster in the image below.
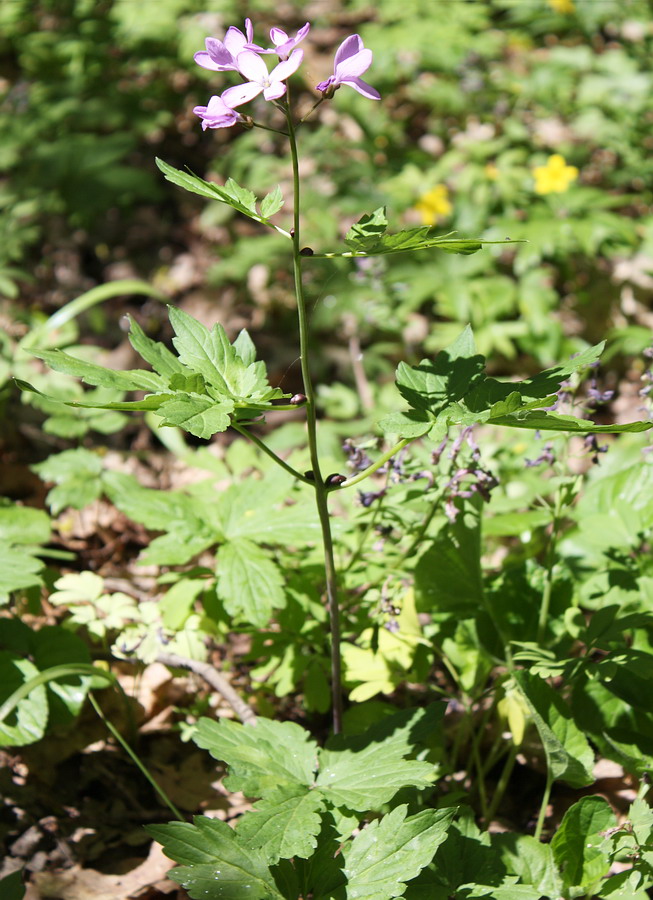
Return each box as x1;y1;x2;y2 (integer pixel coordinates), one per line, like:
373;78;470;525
414;184;452;225
193;19;379;131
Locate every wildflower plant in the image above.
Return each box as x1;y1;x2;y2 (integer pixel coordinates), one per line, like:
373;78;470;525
16;17;653;900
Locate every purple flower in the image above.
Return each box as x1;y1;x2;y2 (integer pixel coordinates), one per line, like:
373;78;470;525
249;22;310;61
194;19;254;73
316;34;380;100
222;49;304;105
193;95;241;130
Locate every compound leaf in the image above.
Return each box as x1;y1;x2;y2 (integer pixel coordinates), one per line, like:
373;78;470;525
236;786;326;864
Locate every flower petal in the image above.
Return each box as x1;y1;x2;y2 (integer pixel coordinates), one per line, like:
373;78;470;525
340;74;380;100
270;48;304;81
334;34;364;69
194;51;225;72
221;81;263;107
224;26;248;56
244;18;253;43
270;27;289;46
335;48;372;80
263;81;287;101
236;49;269;83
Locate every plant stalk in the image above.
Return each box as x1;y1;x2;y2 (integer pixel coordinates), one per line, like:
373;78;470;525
285;103;343;734
534;771;554;841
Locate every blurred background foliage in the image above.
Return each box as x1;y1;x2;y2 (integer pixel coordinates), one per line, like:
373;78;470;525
1;0;652;387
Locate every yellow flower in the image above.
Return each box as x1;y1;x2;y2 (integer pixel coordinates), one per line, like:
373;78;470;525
414;184;452;225
485;162;499;180
532;154;579;195
547;0;575;12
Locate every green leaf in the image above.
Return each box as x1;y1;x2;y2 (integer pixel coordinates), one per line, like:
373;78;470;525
127;315;185;378
0;504;50;545
488;410;653;433
551;796;615;892
147;816;284;900
157;393;234;439
415;504;483;615
155;159;285;230
236;786;326;864
493;833;563;898
193;716;318;797
0;870;25;900
260;185;284;218
16;378;165;412
233;329;257;367
215;477;320;545
333;208;492;258
315;705;441;810
0;653;47;746
0;545;45;596
513;671;595;787
32;448;104;514
29;348;165;392
217;539;286;627
344;805;455;900
378;410;432;438
168;306;276;403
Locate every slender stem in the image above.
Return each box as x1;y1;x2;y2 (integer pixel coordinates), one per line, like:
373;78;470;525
231;423;314;485
285;102;343;733
337;439;413;490
251;121;289;136
534;771;554;840
154;651;257;726
88;693;184;822
486;744;518;824
297;95;326;125
537;492;563;644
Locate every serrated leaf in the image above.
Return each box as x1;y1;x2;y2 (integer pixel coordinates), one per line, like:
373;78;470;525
236;786;326;864
0;546;45;595
513;671;595;787
127;316;185;378
217;539;285;628
315;706;440;810
0;505;51;545
378;410;432;438
156;158;284;231
157;393;234;439
233;329;257;367
168;307;272;402
488;410;653;433
29;349;165;392
193;716;318;797
147;817;284;900
16;379;165;412
215;477;320;545
32;448;104;514
260;185;284;218
550;796;615;892
344;805;455;900
493;833;563;898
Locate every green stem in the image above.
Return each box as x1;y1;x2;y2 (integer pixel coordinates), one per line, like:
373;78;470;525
336;439;413;491
486;744;518;824
285;103;343;734
88;693;184;822
534;771;554;841
537;492;563;644
251;122;289;137
231;423;314;485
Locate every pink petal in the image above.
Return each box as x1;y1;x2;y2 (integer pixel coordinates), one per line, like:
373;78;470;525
194;51;224;72
340;75;380;100
237;49;269;83
270;27;288;46
224;26;247;56
335;48;372;79
221;81;263;107
244;18;253;43
270;48;303;81
263;81;287;101
334;34;364;69
295;23;311;42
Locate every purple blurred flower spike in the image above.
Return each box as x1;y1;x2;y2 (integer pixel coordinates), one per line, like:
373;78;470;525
316;34;380;100
222;48;304;106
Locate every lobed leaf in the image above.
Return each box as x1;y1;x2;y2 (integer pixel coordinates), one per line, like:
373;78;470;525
217;539;286;627
236;786;326;864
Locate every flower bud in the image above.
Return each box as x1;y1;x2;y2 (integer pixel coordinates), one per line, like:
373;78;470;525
291;393;307;405
325;473;347;487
